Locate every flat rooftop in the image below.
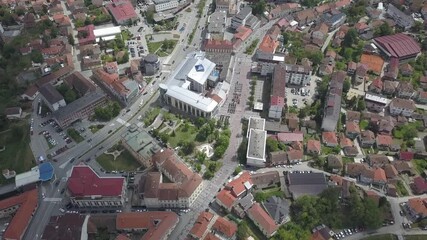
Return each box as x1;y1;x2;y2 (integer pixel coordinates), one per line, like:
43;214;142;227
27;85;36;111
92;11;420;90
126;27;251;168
246;129;267;161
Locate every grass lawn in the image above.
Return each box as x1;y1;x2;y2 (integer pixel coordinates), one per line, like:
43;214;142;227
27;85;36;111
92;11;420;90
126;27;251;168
167;124;198;147
0;124;36;185
396;180;409;196
254;187;283;202
412;159;427;174
405;235;427;240
143;108;161;127
361;234;397;240
96;149;141;171
146;41;163;54
67;128;84;143
342;157;354;164
89;124;105;134
157;40;178;57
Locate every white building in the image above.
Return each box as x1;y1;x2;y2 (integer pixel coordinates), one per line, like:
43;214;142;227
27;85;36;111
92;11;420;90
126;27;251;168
38;84;66;112
160;51;229;118
283;64;311;86
153;0;178;12
389;98;416;117
93;26;122;42
246;117;267;167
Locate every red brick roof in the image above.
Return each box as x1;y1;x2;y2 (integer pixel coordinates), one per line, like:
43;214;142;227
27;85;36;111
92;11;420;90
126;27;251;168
216;189;236;209
399;151;414;161
190;212;214;238
78;24;95;45
106;0;137;22
374;33;421;59
408;197;427;218
248;203;278;237
225;171;253;197
277;132;303;143
322;132;338;145
234;26;252;41
258;35;279;54
116;212;178;240
212;216;237;238
67;165;125;197
413;177;427;194
346;121;360;133
1;189;38;240
306;139;321;153
376;134;393;146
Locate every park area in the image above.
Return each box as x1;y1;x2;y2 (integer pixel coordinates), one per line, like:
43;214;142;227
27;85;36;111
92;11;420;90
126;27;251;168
0;123;35;184
96;145;141;171
146;34;178;57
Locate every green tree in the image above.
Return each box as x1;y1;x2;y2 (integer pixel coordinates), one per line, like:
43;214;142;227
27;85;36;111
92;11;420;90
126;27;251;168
237;139;248;164
145;9;155;24
356;98;366;111
301;0;321;8
374;23;394;37
274;222;311;240
236;221;249;240
30;50;43;63
363;199;383;229
252;0;266;15
343;28;358;48
68;34;75;46
203;170;214;179
180;141;195;155
343;79;351;94
266;137;279;153
64;89;77;103
233;166;242;176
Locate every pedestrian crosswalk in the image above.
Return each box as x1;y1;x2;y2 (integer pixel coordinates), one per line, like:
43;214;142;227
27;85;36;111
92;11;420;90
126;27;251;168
116;118;130;127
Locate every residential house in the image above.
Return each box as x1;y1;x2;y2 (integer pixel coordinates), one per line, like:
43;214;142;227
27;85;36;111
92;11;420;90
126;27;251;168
346;163;368;178
420;76;427;90
311;23;329;47
190;212;214;239
287;150;303;164
211;216;238;239
268;151;288;166
378;116;395;136
346;110;360;123
4;107;22;120
365;93;388;113
383;80;397;95
269;3;301;19
322;10;346;30
359;167;387;188
397;82;415;99
339;133;353;148
386;4;414;30
286;113;299;132
359;130;376;148
343;146;359;157
322;132;338;147
355;64;368;85
277;132;303;144
384;57;399;80
383;164;398;179
376;135;393;151
369;78;383;94
412;177;427;195
306;139;321;155
294;9;317;26
251;172;280;190
399;151;414;161
262;196;290;225
345;121;360;139
389;98;416;117
354;22;369;34
400;63;414;76
407;197;427;220
417;91;427;104
367;154;390;167
311;224;334;240
347;61;357;75
216;190;237;212
247;203;278;238
327;155;343;173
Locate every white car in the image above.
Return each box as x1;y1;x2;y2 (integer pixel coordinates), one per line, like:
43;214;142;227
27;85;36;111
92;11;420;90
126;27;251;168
59;208;65;213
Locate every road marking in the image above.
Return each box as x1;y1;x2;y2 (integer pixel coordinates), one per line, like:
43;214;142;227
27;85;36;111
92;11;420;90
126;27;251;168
59;161;69;169
44;198;62;202
116;118;130;127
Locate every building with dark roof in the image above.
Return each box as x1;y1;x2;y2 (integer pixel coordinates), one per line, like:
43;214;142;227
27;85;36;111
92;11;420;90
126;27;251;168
286;172;328;199
39;83;66;111
64;72;96;96
373;33;420;61
262;196;290;224
67;165;127;208
41;214;85;240
53;89;108;128
106;0;138;25
386;4;414;30
140;54;160;76
321;71;345;131
251;171;280;189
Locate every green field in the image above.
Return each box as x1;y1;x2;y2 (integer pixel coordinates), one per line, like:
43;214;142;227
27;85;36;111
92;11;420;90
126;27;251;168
362;234;398;240
0;123;35;184
89;124;104;134
405;235;427;240
96;149;141;171
167;124;198;147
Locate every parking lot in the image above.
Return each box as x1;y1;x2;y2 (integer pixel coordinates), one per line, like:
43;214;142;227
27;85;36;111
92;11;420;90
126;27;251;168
285;76;319;109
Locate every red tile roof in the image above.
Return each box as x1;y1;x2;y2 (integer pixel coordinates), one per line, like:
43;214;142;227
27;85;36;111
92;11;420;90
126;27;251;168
78;24;95;45
259;35;279;54
408;197;427;218
116;212;178;240
225;171;253;197
106;0;137;22
399;151;414;161
376;134;393;146
373;168;387;182
322;132;338;145
277;132;303;143
248;203;278;237
413;176;427;194
346;121;360;133
190;212;214;238
205;233;220;240
374;33;421;59
1;189;38;240
234;26;252;41
212;216;238;238
270;96;285;107
216;189;236;209
67;165;125;197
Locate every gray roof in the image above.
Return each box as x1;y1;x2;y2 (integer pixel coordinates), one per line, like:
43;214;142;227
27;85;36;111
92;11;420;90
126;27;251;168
144;54;158;63
53;89;106;122
387;4;414;28
321;71;345;131
39;83;64;104
236;192;254;211
122;128;161;161
235;6;252;21
208;11;227;33
262;196;290;224
247;129;266;161
287;172;328;199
